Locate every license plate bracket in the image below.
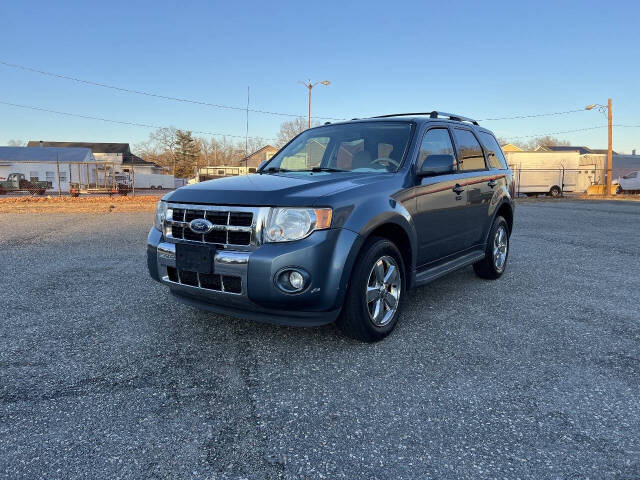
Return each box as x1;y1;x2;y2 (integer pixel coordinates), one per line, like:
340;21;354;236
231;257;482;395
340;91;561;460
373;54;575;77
175;244;215;274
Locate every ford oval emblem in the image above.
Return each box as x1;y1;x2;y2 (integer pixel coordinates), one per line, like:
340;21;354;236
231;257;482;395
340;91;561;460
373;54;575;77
189;218;214;234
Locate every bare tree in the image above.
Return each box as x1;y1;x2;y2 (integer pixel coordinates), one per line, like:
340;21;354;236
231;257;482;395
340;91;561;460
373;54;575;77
134;127;277;176
499;135;571;151
276;117;315;147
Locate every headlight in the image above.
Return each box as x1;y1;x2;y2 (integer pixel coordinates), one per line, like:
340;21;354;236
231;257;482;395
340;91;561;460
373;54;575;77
265;207;332;242
154;200;168;231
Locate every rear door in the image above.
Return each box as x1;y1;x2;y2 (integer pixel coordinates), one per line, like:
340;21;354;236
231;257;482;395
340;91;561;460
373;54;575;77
413;125;468;266
450;128;494;249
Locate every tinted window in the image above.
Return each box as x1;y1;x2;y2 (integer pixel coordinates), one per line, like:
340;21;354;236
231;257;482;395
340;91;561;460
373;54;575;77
478;131;508;169
453;129;486;171
418;128;456;170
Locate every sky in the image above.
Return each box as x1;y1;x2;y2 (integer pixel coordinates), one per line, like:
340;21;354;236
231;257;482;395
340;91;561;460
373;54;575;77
1;0;639;153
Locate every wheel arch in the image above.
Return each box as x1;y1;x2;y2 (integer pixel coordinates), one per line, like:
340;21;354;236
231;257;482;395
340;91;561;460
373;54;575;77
354;217;416;289
495;201;514;236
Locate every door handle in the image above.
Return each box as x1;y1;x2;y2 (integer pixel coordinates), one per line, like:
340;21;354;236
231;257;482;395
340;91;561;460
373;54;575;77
453;184;465;195
487;179;497;188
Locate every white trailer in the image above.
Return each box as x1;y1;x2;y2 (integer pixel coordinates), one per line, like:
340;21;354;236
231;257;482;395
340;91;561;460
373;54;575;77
130;172;174;189
505;152;580;196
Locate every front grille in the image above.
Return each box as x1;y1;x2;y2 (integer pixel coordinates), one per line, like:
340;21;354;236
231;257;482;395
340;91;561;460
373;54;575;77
167;205;256;247
166;267;242;294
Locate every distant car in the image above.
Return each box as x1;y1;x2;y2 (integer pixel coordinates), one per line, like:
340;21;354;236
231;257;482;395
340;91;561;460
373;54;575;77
615;171;640;193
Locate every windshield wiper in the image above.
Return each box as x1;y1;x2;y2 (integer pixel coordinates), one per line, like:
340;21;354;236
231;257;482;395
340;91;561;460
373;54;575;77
309;167;349;173
260;167;291;174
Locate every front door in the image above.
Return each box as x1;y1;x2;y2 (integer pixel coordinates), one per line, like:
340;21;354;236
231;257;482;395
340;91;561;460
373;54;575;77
413;127;468;267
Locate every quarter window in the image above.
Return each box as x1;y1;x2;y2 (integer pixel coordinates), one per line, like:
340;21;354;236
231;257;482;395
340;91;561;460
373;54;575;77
453;129;486;171
418;128;456;170
478;131;508;170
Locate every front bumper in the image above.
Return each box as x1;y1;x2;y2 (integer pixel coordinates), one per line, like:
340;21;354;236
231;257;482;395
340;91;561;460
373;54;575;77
147;227;360;326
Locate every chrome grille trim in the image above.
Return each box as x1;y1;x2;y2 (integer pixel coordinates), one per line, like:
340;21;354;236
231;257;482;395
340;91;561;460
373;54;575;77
156;241;249;297
164;203;269;249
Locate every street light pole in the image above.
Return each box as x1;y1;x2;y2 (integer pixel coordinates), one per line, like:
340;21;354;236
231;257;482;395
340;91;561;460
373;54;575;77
299;79;330;128
585;99;613;195
607;98;612;195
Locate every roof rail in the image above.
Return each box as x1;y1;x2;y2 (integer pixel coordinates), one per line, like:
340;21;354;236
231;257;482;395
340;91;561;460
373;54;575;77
371;111;479;126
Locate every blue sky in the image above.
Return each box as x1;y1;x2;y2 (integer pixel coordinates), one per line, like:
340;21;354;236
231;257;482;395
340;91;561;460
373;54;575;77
1;0;638;152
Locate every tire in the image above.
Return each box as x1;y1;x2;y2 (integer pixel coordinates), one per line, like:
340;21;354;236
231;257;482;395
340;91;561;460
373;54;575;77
473;216;509;280
337;236;405;342
548;186;561;197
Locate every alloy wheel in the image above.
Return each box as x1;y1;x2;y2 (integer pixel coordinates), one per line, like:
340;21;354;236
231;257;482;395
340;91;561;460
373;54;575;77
366;255;401;327
493;226;508;271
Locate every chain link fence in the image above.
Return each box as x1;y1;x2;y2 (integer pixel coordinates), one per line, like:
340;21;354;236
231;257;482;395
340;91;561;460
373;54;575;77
0;161;177;197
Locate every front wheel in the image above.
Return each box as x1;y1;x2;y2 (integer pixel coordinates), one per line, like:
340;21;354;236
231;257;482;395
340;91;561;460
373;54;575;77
473;216;509;280
337;237;405;342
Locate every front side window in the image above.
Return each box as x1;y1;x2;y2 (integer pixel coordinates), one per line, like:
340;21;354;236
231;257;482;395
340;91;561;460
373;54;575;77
453;129;487;171
264;122;413;173
418;128;457;170
478;131;508;170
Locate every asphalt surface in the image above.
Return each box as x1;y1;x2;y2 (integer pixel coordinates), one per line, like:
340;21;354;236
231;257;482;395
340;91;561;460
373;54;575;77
1;200;639;479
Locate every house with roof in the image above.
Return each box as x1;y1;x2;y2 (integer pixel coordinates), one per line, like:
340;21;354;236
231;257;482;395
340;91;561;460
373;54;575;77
501;143;523;152
0;146;96;191
26;141;165;176
535;145;618;155
237;145;278;169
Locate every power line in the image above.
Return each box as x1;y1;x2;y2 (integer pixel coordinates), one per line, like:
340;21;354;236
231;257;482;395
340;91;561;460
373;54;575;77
504;125;609;139
2;97;638;143
0;100;277;141
0;60;344;121
504;124;640;139
480;109;588;121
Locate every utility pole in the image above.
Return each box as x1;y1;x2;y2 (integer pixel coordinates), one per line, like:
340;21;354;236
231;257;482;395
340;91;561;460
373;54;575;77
607;98;613;196
585;99;614;195
245;86;250;169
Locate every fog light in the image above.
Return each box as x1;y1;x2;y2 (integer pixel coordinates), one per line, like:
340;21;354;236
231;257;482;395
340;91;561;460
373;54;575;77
289;271;304;290
275;268;310;293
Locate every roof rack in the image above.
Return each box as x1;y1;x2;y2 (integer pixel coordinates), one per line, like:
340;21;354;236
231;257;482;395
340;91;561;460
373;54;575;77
371;111;479;126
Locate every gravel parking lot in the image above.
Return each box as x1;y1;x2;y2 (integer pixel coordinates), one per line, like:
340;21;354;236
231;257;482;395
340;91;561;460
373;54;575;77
1;200;639;479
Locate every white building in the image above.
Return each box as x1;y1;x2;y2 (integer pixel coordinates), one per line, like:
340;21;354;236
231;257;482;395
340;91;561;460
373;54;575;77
0;146;95;192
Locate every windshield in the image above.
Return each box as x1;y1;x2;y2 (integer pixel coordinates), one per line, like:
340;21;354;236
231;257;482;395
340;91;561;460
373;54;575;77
263;121;413;173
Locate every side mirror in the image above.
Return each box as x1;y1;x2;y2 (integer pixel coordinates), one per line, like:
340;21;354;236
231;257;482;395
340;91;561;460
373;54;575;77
418;154;455;177
257;160;268;172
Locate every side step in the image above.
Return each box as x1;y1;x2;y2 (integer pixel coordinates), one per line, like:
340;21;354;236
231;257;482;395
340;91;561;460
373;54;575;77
414;249;486;287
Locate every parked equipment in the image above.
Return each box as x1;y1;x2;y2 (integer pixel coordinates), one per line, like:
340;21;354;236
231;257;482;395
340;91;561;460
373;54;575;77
0;173;50;195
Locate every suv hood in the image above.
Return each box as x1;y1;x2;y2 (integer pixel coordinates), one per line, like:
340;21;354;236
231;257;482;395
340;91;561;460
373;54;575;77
166;172;390;206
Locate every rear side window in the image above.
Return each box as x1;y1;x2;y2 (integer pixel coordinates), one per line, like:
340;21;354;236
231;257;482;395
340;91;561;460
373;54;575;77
478;131;508;170
418;128;456;169
452;129;486;171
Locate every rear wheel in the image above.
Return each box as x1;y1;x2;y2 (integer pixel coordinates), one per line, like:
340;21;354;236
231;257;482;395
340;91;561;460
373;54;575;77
473;216;509;280
337;237;405;342
548;186;561;197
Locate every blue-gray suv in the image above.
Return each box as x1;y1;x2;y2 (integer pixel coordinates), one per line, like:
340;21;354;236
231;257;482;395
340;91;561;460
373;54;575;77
147;111;515;341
